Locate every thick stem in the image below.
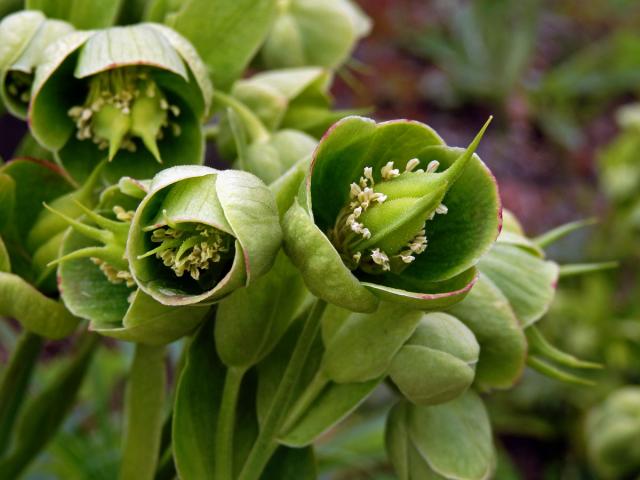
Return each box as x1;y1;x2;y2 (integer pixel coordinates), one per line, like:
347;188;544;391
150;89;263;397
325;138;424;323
214;365;247;480
279;369;329;436
0;331;43;456
238;299;327;480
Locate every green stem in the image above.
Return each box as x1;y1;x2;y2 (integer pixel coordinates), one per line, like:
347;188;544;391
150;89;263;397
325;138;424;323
214;365;247;480
212;90;270;143
120;344;167;480
0;331;43;456
238;299;327;480
280;370;329;435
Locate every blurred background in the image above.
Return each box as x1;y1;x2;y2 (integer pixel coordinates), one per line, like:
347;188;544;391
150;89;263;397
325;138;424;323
1;0;639;478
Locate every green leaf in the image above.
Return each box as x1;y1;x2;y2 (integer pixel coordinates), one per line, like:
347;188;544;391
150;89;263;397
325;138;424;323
478;243;559;327
448;274;527;390
0;272;79;338
173;318;225;480
26;0;123;29
0;333;98;479
169;0;278;91
320;302;422;383
120;344;167;480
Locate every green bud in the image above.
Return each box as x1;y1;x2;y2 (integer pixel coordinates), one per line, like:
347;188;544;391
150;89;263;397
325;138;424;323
386;393;496;480
128;166;282;306
283;115;500;312
0;11;73;119
587;388;640;479
29;23;212;183
389;313;479;406
260;0;371;69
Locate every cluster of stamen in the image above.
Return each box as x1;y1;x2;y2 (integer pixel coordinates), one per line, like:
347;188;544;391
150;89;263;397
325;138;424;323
330;158;447;274
68;68;181;153
91;257;135;287
144;220;231;281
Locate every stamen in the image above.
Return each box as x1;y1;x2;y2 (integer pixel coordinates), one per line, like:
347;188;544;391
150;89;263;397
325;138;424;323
405;158;420;172
426;160;440;173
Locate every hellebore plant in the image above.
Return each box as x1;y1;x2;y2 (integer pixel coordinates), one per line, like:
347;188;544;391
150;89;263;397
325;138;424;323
0;4;615;480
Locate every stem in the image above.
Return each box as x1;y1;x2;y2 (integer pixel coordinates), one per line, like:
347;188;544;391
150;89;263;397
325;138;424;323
280;370;329;435
238;299;327;480
0;331;43;456
214;365;247;480
212;90;270;143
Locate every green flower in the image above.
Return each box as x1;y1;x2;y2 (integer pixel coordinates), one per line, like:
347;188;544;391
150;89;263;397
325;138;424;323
28;23;212;183
283;115;501;312
260;0;371;69
0;11;73;119
127;166;282;306
587;387;640;479
51;177;209;345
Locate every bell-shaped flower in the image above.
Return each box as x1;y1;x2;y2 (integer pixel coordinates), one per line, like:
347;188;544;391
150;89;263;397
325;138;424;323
127;166;282;306
28;23;212;183
283;115;501;312
0;11;73;119
50;177;208;344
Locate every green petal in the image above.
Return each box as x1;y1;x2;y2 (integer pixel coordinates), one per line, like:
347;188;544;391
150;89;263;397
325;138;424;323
361;266;478;311
283;199;378;312
216;169;282;282
397;144;501;283
147;23;213;118
74;25;187;80
309;116;444;232
29;30;93;150
0;11;45;70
